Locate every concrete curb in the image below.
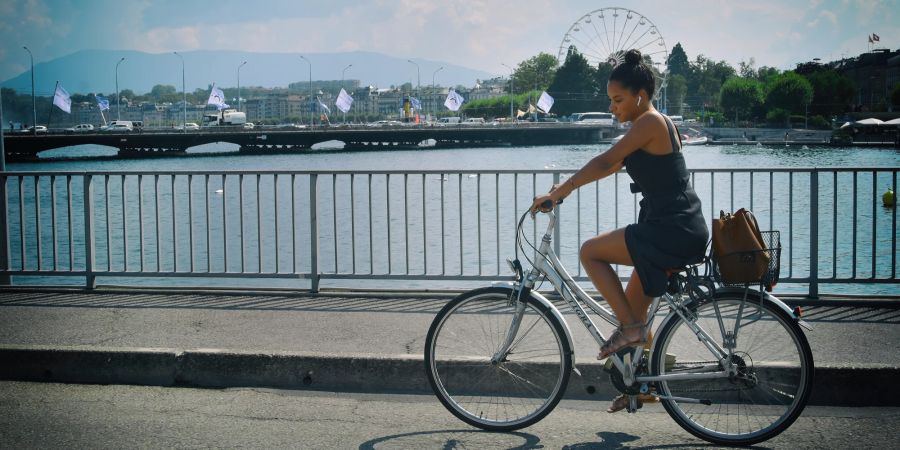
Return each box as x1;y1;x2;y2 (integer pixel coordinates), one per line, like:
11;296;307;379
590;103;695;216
1;345;897;406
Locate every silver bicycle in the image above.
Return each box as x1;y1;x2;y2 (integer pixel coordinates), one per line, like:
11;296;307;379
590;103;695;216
425;204;814;446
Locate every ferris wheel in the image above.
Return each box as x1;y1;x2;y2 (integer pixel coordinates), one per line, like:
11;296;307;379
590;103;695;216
557;7;669;101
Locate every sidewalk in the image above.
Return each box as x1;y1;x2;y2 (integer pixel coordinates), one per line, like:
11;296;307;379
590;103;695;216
1;288;897;406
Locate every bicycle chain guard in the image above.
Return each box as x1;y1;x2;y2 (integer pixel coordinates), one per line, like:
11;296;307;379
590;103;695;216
604;348;647;395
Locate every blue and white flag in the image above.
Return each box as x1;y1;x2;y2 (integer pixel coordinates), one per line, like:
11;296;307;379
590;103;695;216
537;91;554;113
207;85;230;110
444;90;464;112
335;88;353;113
53;83;72;114
96;95;110;111
409;96;422;111
318;98;331;114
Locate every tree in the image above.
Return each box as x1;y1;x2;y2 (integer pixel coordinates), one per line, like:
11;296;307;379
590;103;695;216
738;58;757;79
719;77;763;123
666;74;687;115
512;53;559;95
149;84;178;103
765;72;813;126
546;46;600;116
803;69;856;117
119;89;135;101
668;43;689;78
685;55;736;115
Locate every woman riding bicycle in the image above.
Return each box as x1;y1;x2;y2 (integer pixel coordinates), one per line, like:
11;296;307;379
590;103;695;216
531;49;709;407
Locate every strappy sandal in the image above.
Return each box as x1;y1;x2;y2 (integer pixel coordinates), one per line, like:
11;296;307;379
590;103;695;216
597;323;647;360
606;393;658;413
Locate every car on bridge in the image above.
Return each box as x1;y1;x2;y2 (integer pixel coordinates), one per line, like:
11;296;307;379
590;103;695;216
102;123;133;132
174;123;200;131
27;125;48;134
66;124;95;133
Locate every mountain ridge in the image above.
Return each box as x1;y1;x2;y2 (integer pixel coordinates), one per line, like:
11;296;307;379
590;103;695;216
1;49;497;96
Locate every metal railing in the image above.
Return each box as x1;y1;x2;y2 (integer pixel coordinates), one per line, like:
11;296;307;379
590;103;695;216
1;168;897;298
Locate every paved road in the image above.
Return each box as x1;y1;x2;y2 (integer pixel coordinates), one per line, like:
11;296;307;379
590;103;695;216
1;381;897;449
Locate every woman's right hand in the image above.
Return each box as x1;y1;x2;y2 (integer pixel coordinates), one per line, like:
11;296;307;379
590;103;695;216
530;183;567;215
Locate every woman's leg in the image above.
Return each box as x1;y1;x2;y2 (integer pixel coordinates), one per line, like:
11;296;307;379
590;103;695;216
579;228;637;326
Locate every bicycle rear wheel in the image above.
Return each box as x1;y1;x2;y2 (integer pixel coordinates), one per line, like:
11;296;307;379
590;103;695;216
425;286;572;431
651;292;814;446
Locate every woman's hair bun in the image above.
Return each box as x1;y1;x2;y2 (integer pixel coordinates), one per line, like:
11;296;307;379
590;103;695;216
624;49;642;65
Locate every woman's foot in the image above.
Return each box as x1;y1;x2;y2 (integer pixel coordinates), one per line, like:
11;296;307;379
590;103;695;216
597;323;646;360
606;393;657;413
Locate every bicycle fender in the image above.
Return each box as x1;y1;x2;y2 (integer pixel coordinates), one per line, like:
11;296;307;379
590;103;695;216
491;282;576;359
655;288;812;336
715;287;812;330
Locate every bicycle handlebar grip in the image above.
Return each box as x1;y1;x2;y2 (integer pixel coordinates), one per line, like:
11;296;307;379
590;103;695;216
540;199;564;210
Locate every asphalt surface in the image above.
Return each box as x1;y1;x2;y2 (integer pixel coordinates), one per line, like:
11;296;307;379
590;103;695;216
2;381;898;449
0;288;898;405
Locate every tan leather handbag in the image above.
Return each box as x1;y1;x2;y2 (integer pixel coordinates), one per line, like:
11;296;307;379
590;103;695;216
711;209;770;285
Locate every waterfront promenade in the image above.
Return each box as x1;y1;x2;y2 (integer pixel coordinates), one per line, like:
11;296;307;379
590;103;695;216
1;287;897;407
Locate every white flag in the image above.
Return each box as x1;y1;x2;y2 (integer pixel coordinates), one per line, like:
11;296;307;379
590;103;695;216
335;88;353;113
537;91;554;113
207;85;230;110
53;84;72;114
444;90;464;112
96;95;110;111
318;99;331;114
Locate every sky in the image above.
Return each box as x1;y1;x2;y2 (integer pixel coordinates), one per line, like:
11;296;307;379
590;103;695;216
0;0;896;84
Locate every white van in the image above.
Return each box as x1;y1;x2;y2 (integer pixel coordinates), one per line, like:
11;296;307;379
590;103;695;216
572;112;614;126
461;118;485;125
669;115;684;125
437;117;461;125
101;120;134;132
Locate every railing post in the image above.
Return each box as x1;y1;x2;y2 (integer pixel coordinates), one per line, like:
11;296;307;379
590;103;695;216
83;174;96;289
553;172;561;256
808;170;818;299
309;174;320;292
0;175;9;285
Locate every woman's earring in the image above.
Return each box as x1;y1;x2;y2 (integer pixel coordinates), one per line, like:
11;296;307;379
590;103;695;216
637;96;642;106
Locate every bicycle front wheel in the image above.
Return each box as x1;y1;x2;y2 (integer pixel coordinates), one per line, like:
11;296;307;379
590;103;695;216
424;286;572;431
652;292;814;446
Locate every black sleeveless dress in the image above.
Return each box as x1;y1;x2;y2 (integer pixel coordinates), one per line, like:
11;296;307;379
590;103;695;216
623;116;709;296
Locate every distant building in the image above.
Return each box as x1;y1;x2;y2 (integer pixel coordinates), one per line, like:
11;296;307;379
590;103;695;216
830;48;900;112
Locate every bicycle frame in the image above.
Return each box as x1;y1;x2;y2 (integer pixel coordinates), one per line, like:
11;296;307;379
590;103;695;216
501;210;735;388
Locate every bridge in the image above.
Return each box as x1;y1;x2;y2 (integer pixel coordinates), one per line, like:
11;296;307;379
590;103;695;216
1;124;611;161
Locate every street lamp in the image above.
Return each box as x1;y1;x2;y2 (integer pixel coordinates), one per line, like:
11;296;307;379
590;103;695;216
115;57;125;121
341;64;352;124
299;55;312;127
501;63;514;122
173;52;186;132
237;61;247;112
23;46;36;134
432;66;443;117
407;59;421;98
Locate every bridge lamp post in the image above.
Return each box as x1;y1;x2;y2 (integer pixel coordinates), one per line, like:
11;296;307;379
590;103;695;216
341;64;352;124
407;59;420;101
432;66;443;118
501;63;514;122
299;55;312;127
23;46;36;135
115;57;125;121
237;61;247;113
173;52;186;133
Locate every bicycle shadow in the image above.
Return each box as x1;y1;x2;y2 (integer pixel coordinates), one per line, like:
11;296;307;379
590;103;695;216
357;429;544;449
357;429;766;449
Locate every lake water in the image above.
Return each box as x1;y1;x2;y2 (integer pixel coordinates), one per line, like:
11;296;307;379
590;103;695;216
5;142;899;296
